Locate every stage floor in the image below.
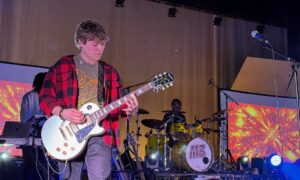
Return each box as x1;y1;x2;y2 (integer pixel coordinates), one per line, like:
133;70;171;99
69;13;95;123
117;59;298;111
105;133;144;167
111;169;285;180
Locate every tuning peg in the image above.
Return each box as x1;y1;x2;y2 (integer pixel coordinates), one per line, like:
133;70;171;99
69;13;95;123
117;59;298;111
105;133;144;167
155;75;158;78
162;87;165;90
166;85;169;88
159;74;162;77
170;83;173;86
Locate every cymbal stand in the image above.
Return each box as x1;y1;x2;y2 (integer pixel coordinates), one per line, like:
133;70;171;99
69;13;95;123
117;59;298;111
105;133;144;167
135;114;142;155
125;116;132;150
160;117;173;171
209;80;238;172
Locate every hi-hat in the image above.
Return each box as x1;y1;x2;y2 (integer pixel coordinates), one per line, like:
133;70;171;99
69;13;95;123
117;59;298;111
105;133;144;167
203;128;220;133
162;110;186;114
141;119;163;129
137;108;149;114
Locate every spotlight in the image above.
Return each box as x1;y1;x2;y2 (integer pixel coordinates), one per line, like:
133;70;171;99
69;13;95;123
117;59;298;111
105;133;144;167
115;0;125;7
237;155;249;170
267;154;283;172
0;152;10;160
270;155;282;166
213;16;222;26
147;151;160;165
168;7;177;17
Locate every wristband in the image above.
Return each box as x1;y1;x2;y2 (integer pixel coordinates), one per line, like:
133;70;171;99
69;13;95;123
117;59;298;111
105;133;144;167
59;107;65;120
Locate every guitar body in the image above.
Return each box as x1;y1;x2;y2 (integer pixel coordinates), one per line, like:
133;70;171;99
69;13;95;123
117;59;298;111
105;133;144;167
41;103;105;160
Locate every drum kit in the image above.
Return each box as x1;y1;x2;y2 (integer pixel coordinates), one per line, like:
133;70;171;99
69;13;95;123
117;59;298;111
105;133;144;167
140;110;226;173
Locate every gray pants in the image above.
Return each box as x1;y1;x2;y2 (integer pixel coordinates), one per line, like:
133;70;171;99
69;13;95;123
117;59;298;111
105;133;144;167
58;136;112;180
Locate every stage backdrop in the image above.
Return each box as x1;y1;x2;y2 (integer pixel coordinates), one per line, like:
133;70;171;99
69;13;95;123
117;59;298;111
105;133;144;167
0;62;48;157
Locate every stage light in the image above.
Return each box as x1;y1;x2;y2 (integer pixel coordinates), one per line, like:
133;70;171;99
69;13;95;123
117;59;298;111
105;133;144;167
150;152;159;160
115;0;125;7
267;154;283;170
237;155;249;170
147;151;160;165
270;155;282;166
168;7;177;17
213;16;222;26
0;152;10;160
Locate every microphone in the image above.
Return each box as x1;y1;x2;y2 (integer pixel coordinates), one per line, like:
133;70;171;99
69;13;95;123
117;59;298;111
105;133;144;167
251;30;270;45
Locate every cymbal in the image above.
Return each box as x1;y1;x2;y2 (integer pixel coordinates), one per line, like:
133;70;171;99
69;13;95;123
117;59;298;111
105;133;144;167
141;119;163;129
138;108;149;114
213;109;232;115
162;110;186;114
201;117;226;122
201;117;213;122
203;128;220;133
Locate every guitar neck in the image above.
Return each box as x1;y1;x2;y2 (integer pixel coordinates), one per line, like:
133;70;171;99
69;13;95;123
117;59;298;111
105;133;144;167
90;82;152;121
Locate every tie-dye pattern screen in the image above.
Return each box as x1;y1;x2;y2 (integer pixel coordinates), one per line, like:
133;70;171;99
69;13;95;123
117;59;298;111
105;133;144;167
0;61;48;157
220;89;300;162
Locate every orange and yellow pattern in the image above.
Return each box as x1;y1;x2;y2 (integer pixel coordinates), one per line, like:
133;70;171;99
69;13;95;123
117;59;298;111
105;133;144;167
228;101;300;162
0;80;31;157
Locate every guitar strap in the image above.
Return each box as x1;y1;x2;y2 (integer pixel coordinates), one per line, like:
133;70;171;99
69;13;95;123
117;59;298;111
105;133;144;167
97;61;105;106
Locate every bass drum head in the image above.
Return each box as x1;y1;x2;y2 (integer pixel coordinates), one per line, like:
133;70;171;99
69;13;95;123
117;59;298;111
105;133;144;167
185;138;213;172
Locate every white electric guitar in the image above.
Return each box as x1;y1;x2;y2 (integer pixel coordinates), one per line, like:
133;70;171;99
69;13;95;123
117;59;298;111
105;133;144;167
41;72;174;160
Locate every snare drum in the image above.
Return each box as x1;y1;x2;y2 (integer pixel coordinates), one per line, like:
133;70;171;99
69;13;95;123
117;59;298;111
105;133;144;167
171;138;213;172
170;122;189;140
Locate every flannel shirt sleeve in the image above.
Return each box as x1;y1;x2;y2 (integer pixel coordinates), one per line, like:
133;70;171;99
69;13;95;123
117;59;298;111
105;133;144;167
39;66;59;116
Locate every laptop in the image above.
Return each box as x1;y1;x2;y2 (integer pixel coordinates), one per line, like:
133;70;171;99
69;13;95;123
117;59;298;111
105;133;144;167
0;121;32;138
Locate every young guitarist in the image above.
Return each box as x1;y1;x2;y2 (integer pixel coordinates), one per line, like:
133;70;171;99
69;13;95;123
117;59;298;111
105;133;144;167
39;19;139;180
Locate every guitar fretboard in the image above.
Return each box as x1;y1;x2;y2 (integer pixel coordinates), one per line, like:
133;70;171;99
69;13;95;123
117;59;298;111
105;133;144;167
89;82;153;122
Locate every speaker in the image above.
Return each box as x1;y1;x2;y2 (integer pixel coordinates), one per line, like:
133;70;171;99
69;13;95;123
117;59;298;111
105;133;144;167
0;158;24;180
251;157;268;175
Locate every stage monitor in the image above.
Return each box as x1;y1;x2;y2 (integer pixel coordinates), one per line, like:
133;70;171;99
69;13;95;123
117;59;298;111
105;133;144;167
220;89;300;163
0;61;48;157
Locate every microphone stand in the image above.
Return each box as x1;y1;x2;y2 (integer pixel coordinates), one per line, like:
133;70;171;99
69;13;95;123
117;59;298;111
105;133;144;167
209;79;239;172
262;46;300;149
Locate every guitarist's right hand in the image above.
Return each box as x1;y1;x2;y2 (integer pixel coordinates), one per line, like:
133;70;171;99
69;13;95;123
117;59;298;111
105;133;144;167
52;106;85;124
62;108;85;124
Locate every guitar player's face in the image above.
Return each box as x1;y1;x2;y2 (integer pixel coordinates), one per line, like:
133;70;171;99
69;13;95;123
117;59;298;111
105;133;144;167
79;39;106;65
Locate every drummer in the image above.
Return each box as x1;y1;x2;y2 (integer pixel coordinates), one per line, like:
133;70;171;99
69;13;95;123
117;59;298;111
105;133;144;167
161;98;186;147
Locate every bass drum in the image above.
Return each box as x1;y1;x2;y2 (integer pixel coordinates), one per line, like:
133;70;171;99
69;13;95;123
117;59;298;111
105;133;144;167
171;138;213;172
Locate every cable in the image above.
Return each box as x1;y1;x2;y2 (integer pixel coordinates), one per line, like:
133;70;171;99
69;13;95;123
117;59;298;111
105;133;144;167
34;147;43;180
42;146;68;175
270;44;284;159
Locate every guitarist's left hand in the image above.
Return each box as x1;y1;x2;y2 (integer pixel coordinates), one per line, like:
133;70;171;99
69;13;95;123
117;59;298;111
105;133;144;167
123;93;139;116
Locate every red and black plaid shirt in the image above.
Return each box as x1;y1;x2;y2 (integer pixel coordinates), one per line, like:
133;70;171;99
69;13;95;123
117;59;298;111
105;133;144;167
39;55;125;146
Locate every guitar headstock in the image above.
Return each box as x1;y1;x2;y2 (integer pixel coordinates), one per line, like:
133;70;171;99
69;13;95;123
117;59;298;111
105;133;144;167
151;72;174;92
